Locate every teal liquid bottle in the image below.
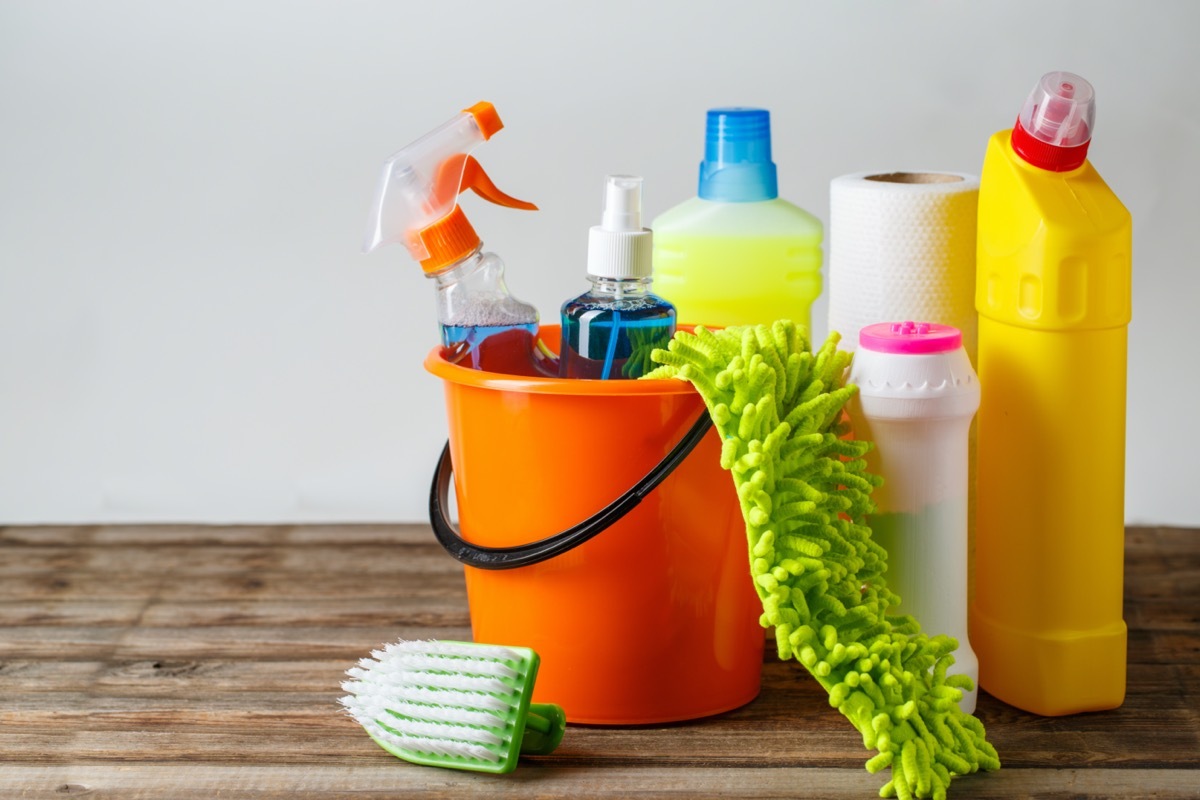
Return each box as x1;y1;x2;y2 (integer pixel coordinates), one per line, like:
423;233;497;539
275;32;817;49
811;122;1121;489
560;176;676;379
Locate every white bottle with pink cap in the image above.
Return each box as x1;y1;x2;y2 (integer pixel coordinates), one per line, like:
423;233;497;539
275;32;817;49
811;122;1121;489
846;321;981;713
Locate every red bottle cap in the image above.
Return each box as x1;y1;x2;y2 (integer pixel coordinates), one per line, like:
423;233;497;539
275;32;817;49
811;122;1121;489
1010;71;1095;172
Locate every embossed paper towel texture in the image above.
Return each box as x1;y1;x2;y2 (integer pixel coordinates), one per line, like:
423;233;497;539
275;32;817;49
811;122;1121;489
828;172;980;363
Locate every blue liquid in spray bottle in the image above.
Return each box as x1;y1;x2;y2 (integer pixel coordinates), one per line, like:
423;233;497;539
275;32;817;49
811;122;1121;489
560;175;675;379
432;245;546;375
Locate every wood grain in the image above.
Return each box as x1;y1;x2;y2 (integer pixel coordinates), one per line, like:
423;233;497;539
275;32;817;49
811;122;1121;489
1;524;1197;798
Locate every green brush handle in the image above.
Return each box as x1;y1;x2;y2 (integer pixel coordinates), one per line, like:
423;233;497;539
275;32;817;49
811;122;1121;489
520;703;567;755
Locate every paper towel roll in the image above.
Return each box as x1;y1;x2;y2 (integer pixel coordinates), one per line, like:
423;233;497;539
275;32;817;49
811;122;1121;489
828;172;979;362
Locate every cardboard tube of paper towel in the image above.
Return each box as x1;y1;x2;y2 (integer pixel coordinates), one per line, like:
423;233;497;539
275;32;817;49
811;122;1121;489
828;171;979;364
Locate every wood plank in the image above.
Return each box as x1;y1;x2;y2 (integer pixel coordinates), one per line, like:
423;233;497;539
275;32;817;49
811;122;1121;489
2;765;1199;800
0;544;461;576
0;625;474;660
3;654;1191;707
1125;568;1200;600
0;524;436;547
2;665;1196;769
4;522;1192;549
3;622;1191;664
0;600;149;627
0;597;469;628
0;570;467;602
1125;598;1200;631
3;697;1194;769
1125;526;1200;553
0;659;347;694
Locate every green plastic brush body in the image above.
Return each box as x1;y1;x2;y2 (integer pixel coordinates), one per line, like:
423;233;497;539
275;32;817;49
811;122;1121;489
341;640;566;774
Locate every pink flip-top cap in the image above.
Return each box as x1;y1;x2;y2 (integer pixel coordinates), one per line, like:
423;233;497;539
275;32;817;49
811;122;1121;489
859;321;962;355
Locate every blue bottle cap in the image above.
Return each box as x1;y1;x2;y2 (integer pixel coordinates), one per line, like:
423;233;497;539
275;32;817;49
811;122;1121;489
698;108;778;202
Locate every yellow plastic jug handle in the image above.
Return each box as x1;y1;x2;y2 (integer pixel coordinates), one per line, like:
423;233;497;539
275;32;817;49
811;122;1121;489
429;411;713;569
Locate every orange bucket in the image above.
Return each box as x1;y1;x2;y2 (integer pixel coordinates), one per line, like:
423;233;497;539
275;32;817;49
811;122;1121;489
423;326;763;724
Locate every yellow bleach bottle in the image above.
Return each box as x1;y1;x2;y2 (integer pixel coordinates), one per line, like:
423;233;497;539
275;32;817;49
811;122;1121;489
971;71;1132;715
652;108;822;333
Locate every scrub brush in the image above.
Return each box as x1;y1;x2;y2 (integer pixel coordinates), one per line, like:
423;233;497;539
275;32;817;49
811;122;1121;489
643;322;999;800
340;639;566;773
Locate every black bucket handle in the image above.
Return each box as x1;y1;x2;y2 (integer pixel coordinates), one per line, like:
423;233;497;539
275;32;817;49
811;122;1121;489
429;411;713;570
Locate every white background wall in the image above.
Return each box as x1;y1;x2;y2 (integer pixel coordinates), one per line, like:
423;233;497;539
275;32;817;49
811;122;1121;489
1;0;1196;525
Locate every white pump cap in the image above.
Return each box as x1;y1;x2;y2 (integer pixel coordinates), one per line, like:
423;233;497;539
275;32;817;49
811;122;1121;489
587;175;653;279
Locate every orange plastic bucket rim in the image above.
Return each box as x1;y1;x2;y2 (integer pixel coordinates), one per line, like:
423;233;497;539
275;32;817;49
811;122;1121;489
423;324;698;396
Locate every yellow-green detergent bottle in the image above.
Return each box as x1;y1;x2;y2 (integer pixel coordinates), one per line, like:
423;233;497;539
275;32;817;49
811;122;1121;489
652;109;822;332
971;72;1132;715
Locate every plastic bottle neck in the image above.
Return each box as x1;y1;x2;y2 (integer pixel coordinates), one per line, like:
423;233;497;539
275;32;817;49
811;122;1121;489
1010;118;1091;173
428;244;485;285
698;108;779;203
587;275;652;300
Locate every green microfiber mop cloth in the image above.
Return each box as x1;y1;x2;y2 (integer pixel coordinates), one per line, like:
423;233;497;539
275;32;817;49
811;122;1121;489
643;321;999;800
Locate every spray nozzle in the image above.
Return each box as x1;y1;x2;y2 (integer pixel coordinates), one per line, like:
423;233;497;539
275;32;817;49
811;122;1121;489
600;175;644;232
587;174;652;280
363;102;537;272
1011;71;1096;172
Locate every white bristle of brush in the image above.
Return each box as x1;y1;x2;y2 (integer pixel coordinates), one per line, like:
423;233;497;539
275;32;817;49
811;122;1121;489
339;700;501;763
342;680;513;714
378;640;520;662
367;652;519;679
342;697;506;745
341;682;510;728
346;664;514;696
341;639;532;764
368;728;500;763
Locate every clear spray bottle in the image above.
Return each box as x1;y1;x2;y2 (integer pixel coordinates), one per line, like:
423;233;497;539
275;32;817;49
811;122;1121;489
559;176;676;379
363;102;547;376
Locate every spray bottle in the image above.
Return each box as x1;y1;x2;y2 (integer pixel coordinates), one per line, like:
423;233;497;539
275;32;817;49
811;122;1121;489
652;108;822;334
971;72;1132;715
363;102;546;376
559;175;676;380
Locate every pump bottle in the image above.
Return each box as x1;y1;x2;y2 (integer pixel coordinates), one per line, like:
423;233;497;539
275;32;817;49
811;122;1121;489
560;176;676;380
652;108;822;335
363;102;546;376
970;72;1132;715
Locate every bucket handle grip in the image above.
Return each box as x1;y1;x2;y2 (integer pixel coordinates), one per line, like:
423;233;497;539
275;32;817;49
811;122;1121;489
430;411;714;570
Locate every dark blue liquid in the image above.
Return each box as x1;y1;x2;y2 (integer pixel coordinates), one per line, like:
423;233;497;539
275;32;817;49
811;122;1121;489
441;322;551;377
559;295;676;379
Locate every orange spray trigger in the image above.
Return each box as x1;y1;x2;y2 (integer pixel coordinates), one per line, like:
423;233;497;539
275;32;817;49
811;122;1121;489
434;154;538;211
364;102;533;263
463;101;504;140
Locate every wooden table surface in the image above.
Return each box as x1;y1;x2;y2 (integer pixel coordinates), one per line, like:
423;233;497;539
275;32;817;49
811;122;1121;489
1;524;1197;799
